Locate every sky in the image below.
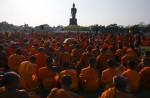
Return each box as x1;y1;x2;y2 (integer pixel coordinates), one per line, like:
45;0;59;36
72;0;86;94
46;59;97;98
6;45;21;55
0;0;150;27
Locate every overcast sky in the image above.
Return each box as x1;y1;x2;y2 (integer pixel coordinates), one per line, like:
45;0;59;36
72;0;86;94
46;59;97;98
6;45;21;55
0;0;150;27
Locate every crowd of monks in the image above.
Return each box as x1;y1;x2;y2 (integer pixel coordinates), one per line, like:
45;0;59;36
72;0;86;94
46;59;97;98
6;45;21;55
0;31;150;98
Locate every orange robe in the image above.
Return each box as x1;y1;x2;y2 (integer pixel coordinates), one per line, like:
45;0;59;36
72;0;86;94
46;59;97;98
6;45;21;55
122;69;140;92
96;53;115;72
139;67;150;89
47;88;73;98
18;61;39;91
77;52;93;69
120;54;139;71
99;87;135;98
59;69;79;91
71;48;83;63
59;52;70;69
8;54;24;72
79;67;99;92
101;68;121;90
35;53;46;70
38;66;58;90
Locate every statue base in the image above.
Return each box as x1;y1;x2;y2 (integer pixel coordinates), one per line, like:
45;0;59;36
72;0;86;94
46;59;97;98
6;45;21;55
69;18;77;26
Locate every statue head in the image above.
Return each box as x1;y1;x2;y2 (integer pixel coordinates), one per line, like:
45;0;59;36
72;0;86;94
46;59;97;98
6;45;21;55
73;3;75;8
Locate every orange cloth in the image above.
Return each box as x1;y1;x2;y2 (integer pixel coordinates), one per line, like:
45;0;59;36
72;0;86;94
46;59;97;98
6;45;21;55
47;88;73;98
139;67;150;89
71;48;83;62
101;68;121;89
8;54;24;72
121;54;139;68
35;53;46;70
30;48;39;55
96;53;115;72
77;52;93;69
122;69;140;92
18;61;39;91
79;67;99;92
59;52;70;69
59;69;79;91
38;66;58;90
99;87;135;98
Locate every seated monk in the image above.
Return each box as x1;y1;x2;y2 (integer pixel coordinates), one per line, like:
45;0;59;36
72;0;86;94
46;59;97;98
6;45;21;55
101;60;121;90
79;58;99;92
8;48;25;73
139;57;150;89
99;75;135;98
18;56;39;91
35;47;46;70
71;44;83;63
30;44;39;55
58;46;71;70
122;61;140;92
59;62;79;92
92;45;100;59
38;56;58;90
119;52;139;72
96;48;115;73
47;75;81;98
0;45;8;70
77;46;93;70
0;72;30;98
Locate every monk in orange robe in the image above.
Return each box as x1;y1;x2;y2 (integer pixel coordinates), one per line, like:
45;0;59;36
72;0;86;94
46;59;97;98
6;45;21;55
0;72;30;98
38;56;58;90
101;60;121;90
30;44;39;55
71;44;83;63
58;46;71;70
122;61;140;92
77;46;93;69
35;47;46;70
92;45;100;59
0;45;8;70
139;57;150;89
79;58;99;92
99;75;135;98
8;49;25;73
18;56;39;91
59;62;79;91
119;52;139;72
47;75;80;98
96;48;115;73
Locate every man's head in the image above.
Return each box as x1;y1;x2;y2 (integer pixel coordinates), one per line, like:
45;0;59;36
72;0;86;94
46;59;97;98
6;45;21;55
29;55;36;63
46;56;53;67
89;58;96;68
60;75;72;88
113;75;126;91
127;61;135;69
16;48;22;55
63;62;70;69
107;59;115;68
38;47;45;53
87;46;92;53
0;44;4;51
2;72;20;89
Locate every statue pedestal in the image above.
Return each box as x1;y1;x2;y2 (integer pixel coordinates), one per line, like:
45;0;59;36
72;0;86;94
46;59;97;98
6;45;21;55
69;18;77;26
